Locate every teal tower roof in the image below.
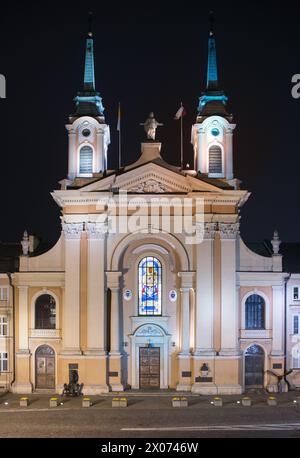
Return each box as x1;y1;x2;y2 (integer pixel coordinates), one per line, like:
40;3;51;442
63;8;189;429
84;37;95;91
197;13;232;122
73;13;105;118
207;29;218;90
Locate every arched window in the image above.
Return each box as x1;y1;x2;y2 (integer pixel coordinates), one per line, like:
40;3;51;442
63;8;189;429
138;256;162;316
79;145;93;174
208;145;222;175
245;294;265;330
35;294;56;329
292;347;300;368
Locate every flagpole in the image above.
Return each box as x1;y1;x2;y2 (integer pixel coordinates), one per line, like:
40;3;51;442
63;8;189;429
118;102;121;169
119;125;121;170
180;101;183;169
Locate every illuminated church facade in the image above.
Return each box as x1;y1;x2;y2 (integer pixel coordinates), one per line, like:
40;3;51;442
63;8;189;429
0;23;299;395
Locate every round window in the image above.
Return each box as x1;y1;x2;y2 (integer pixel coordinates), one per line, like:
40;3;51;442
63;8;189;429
82;128;91;137
211;128;220;137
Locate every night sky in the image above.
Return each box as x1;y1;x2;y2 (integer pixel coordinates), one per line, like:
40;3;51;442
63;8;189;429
0;1;299;245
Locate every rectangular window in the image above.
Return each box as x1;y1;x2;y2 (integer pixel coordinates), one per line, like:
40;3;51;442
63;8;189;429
0;352;8;372
293;287;299;301
0;287;8;301
0;316;8;336
294;315;300;335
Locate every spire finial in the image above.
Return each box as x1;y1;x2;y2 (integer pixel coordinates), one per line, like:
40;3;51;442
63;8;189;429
88;11;93;38
209;10;214;36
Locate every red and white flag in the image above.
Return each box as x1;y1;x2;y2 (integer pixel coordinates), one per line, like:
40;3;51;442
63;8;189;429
174;105;186;120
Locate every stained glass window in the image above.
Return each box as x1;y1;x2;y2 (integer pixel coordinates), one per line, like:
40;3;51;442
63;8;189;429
245;294;265;330
138;256;162;316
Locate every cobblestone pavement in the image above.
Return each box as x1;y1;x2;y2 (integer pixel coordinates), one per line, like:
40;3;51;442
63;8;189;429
1;390;300;438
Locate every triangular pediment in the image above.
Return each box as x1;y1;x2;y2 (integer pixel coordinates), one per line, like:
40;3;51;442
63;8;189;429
80;162;225;194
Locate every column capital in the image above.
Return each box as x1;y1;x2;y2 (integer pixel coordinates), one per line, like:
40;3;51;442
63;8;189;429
219;222;240;240
196;222;218;240
178;271;195;289
272;284;284;292
106;271;122;289
62;222;84;240
86;222;108;240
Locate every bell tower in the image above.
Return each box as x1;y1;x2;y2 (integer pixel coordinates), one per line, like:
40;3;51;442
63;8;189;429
191;14;236;184
66;14;110;181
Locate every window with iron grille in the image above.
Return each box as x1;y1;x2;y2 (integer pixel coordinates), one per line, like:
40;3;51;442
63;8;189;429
293;315;300;335
245;294;265;330
0;316;8;336
208;145;222;175
0;352;8;372
79;145;93;174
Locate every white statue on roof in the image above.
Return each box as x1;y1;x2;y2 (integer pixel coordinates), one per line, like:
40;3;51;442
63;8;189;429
140;112;163;141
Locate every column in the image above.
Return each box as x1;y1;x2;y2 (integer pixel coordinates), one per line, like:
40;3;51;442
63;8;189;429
194;223;217;356
61;223;83;355
271;285;285;357
219;222;240;356
67;127;77;179
197;126;206;173
12;286;32;393
177;271;194;392
96;125;110;172
86;223;107;354
225;128;234;180
83;222;109;394
106;271;124;391
214;222;242;394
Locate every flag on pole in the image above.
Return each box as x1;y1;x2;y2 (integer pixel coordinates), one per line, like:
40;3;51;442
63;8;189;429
117;102;121;131
174;105;186;120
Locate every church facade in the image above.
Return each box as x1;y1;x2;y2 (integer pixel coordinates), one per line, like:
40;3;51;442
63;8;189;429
0;25;296;395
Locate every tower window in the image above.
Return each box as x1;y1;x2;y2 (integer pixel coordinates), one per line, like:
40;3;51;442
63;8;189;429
293;315;300;335
79;145;93;174
208;145;222;175
138;256;162;316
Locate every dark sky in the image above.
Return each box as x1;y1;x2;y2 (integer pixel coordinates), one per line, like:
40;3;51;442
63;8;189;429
0;0;299;244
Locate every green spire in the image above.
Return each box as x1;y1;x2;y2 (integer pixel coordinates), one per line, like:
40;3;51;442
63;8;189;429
197;12;230;119
73;12;105;118
84;12;95;91
207;12;218;90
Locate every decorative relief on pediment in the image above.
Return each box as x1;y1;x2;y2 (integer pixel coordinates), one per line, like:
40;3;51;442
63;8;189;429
118;169;191;193
130;179;167;193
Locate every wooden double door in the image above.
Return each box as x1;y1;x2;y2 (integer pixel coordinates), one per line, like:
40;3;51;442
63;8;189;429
139;347;160;389
35;345;55;389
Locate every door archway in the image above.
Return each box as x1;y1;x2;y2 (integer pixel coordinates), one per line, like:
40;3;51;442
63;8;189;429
245;344;265;388
35;345;55;389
